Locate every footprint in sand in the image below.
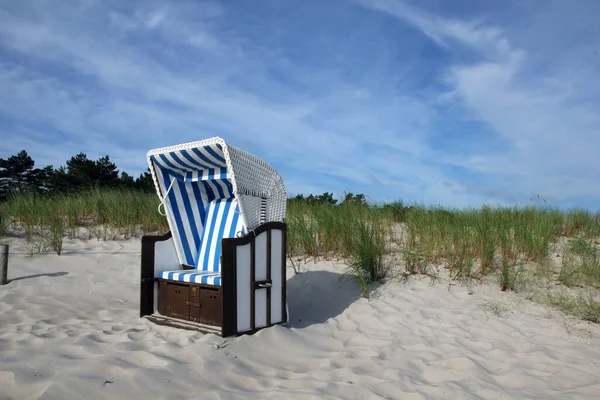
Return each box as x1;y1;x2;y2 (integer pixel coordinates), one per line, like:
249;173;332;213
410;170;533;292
87;332;122;344
111;324;126;332
117;351;168;368
60;346;91;360
37;331;69;339
114;341;149;352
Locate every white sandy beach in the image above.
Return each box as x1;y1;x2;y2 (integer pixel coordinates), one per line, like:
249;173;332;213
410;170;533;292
1;236;600;400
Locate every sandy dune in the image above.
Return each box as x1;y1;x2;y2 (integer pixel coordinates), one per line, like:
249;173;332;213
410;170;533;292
1;236;600;399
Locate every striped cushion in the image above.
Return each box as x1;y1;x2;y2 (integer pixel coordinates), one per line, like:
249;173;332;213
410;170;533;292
195;197;244;272
160;270;221;286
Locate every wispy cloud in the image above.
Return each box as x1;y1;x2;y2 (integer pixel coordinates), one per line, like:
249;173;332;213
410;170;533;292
355;0;514;59
356;0;600;207
0;0;598;208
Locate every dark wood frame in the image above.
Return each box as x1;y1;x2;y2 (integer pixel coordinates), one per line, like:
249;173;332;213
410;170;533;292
140;231;172;317
140;222;287;337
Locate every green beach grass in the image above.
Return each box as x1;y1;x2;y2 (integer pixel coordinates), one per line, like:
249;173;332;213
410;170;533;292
1;189;599;321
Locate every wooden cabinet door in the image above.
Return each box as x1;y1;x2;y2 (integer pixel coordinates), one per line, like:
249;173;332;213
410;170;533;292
166;282;190;320
199;287;222;326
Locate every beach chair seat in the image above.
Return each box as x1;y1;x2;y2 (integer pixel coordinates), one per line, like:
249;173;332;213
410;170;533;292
157;197;245;286
159;270;222;286
139;137;288;337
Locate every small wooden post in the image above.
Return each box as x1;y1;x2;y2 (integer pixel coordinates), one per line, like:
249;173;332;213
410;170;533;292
1;244;8;285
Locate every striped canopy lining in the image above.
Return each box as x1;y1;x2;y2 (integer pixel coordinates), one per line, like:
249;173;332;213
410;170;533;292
150;143;246;271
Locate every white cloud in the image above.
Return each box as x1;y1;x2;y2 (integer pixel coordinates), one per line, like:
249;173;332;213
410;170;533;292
356;0;600;206
0;0;598;208
189;32;219;49
0;4;434;190
355;0;513;59
144;9;166;29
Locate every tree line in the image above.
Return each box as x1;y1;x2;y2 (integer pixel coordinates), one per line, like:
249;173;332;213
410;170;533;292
0;150;154;201
289;192;368;206
0;149;370;205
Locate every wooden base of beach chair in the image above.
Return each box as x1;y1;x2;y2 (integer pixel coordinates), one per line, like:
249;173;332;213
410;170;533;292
145;314;222;335
157;280;223;327
140;222;288;337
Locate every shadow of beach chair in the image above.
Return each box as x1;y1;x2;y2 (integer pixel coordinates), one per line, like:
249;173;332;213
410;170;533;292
139;137;288;337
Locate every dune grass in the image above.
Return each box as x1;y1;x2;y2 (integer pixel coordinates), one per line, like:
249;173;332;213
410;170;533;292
0;209;8;238
545;292;600;324
286;200;599;316
0;190;169;247
286;201;392;297
559;237;600;288
1;190;599;322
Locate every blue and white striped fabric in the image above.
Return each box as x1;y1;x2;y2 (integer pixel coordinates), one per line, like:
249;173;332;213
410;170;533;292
151;144;227;174
196;198;245;271
159;270;222;286
149;143;247;284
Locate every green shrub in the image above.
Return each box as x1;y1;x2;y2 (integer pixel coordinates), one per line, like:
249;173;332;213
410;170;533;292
46;211;65;255
558;237;600;288
345;215;389;298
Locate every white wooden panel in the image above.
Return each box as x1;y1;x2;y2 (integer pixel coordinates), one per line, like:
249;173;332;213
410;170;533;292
154;237;179;276
153;237;178;314
270;229;283;324
254;232;267;281
254;231;268;328
254;289;267;328
236;244;251;332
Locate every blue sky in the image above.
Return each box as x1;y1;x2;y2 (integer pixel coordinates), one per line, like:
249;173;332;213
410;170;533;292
1;0;599;209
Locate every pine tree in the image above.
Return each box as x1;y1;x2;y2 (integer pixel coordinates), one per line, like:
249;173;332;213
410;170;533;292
0;150;54;200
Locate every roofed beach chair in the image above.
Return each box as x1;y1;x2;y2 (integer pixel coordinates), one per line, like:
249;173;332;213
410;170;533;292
139;137;288;337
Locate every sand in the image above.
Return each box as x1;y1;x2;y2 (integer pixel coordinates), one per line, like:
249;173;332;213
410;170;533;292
1;236;600;400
